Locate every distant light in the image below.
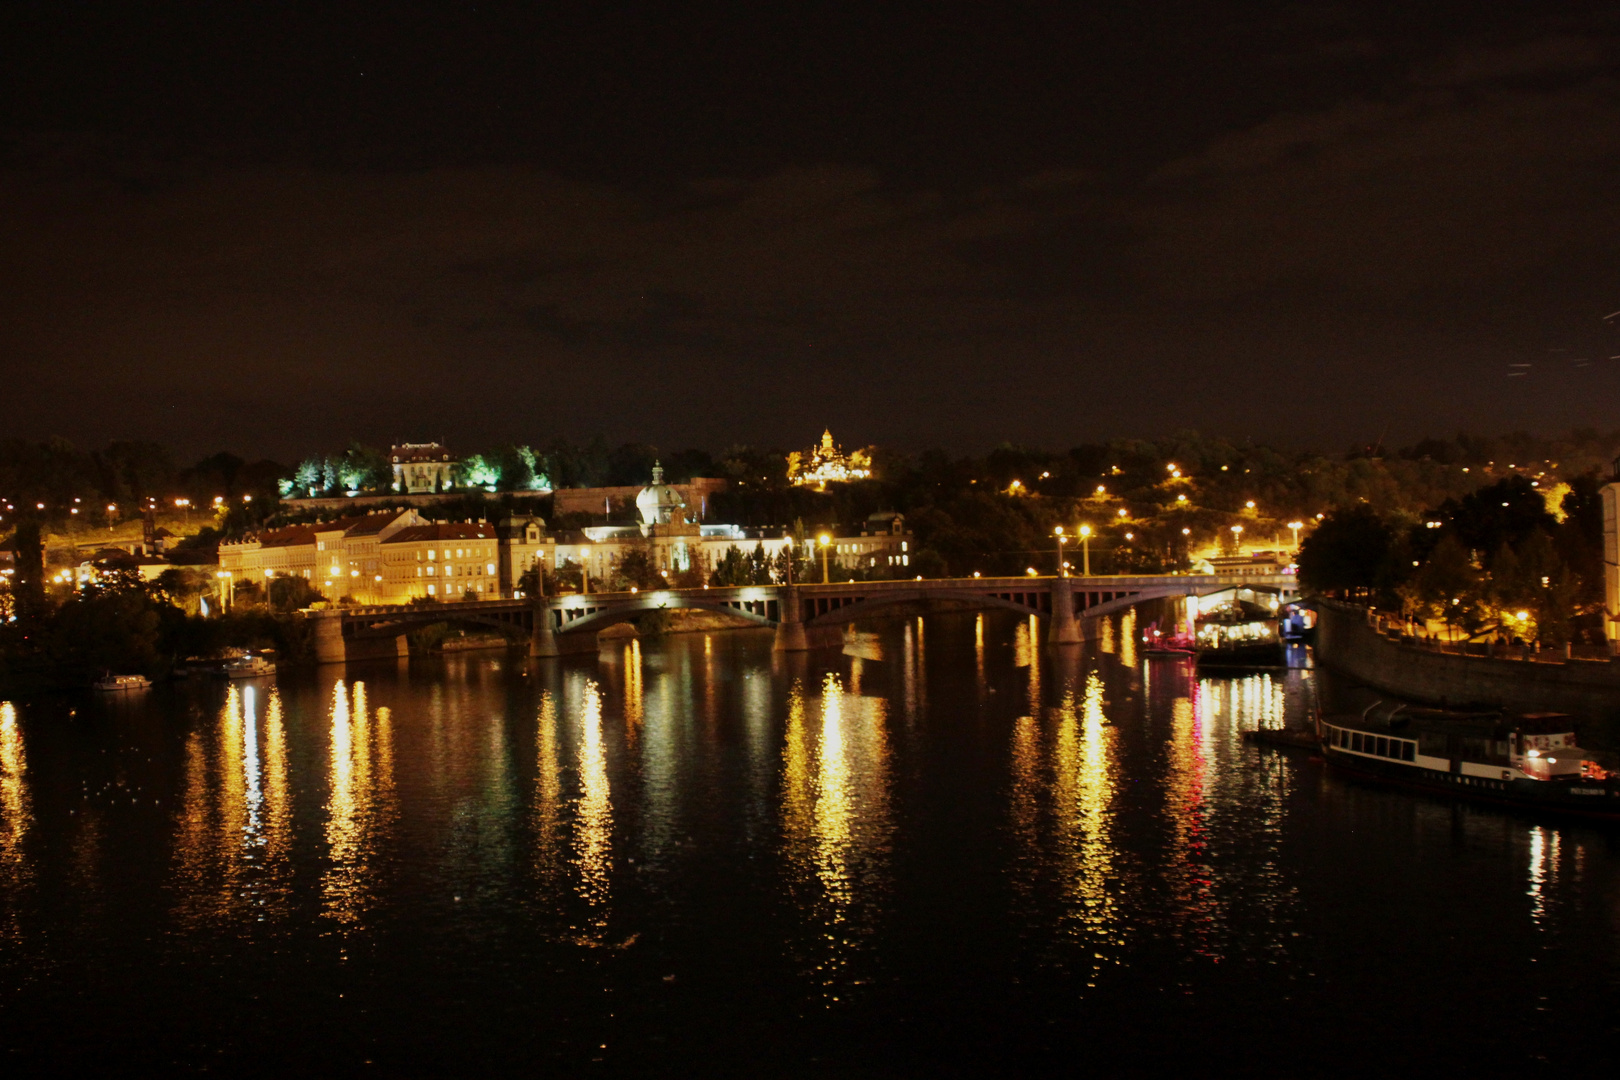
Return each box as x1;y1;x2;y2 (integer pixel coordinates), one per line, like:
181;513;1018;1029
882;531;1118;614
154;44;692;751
972;571;981;578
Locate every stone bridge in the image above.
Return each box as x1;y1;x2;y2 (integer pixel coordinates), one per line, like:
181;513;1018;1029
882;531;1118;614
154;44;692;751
308;573;1298;663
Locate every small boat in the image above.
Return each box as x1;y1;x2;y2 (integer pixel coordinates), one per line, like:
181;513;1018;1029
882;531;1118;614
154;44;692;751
1319;702;1620;819
93;673;151;691
224;654;276;679
1141;623;1196;658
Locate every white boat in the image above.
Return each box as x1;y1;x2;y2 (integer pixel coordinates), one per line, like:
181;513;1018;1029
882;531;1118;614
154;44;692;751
93;674;152;691
224;655;276;679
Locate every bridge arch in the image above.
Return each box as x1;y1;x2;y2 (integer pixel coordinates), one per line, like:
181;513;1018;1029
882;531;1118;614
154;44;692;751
801;589;1046;627
551;594;777;634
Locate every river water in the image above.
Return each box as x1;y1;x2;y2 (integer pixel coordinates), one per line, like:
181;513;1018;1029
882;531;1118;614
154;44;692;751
1;608;1618;1076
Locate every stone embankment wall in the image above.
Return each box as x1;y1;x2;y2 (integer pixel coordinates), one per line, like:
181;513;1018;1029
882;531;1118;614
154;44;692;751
1314;599;1620;723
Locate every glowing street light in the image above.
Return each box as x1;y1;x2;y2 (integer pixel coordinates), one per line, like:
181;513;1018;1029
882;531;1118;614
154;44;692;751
1287;521;1304;548
1055;526;1068;577
817;533;832;583
1078;524;1092;576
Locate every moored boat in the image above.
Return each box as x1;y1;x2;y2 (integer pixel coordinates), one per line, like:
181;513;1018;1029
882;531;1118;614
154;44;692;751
93;673;151;691
1318;702;1620;819
224;654;276;679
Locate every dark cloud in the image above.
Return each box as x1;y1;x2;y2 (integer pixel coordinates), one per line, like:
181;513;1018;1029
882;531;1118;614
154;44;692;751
3;8;1619;457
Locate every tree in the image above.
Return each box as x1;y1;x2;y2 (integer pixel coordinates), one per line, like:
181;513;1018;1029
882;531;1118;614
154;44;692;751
1297;506;1394;599
609;544;663;591
269;575;325;612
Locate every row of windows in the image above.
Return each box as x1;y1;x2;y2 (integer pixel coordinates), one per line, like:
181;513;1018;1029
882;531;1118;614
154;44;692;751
418;546;493;560
1330;727;1416;762
416;563;496;577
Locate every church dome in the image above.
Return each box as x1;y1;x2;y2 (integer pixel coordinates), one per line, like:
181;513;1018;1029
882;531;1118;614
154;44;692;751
636;463;688;526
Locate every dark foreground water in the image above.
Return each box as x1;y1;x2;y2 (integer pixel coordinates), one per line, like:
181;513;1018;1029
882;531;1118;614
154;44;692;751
2;609;1619;1077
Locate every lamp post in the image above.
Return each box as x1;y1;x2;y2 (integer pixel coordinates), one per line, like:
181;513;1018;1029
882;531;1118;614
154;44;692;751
817;533;832;584
264;568;274;609
1055;526;1068;577
1230;524;1244;553
1287;521;1303;550
784;536;794;587
1078;525;1092;576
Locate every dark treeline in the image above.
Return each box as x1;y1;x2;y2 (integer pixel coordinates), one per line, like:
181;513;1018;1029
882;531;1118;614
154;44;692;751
1299;473;1608;647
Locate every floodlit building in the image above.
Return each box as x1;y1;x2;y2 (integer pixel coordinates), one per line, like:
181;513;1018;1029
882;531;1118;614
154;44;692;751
391;443;459;494
218;465;913;605
788;430;873;489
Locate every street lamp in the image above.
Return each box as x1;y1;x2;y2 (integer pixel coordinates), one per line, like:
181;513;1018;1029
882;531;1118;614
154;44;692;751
1287;521;1304;549
1078;525;1092;576
1055;526;1068;577
817;533;832;583
1230;524;1244;553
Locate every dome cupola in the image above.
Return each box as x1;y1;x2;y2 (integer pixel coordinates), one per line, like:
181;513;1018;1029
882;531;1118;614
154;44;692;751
636;462;688;526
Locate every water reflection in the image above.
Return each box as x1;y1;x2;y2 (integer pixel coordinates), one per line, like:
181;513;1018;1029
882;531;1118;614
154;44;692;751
782;672;892;1000
322;680;395;927
1166;685;1218;956
0;703;31;920
532;691;564;878
1528;826;1560;932
574;680;612;928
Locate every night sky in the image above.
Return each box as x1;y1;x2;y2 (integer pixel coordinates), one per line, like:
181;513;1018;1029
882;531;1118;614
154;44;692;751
4;2;1619;459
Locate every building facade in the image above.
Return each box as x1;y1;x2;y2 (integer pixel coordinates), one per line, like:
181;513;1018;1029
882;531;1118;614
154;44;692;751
217;468;913;606
391;443;459;494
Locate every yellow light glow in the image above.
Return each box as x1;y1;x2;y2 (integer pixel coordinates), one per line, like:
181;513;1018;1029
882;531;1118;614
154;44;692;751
1079;525;1091;538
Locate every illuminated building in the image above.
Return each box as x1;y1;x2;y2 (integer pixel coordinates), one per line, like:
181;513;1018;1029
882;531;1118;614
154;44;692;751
390;443;458;494
788;430;873;489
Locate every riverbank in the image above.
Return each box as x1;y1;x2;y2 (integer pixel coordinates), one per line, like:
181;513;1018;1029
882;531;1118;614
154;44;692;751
1313;599;1620;733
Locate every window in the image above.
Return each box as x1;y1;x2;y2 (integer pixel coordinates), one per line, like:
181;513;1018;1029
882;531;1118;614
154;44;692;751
1402;742;1415;762
428;584;436;595
1376;736;1388;757
427;566;435;576
427;550;435;560
486;563;495;575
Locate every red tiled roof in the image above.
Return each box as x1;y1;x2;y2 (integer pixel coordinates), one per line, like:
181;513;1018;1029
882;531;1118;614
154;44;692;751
257;525;319;548
383;524;496;544
340;511;410;537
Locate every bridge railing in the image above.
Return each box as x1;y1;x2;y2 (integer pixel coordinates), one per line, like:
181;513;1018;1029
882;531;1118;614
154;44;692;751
331;572;1296;619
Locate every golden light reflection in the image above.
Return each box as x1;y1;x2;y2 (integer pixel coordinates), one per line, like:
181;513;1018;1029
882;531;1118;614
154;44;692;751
1008;713;1040;903
781;672;892;998
263;689;291;865
321;680;393;926
1528;826;1560;931
623;640;644;747
975;614;986;692
0;703;30;889
533;691;564;876
575;680;612;922
1120;609;1137;668
1098;616;1115;654
1050;673;1123;963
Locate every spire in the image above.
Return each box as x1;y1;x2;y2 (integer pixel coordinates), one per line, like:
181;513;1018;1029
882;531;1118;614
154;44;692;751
651;460;664;485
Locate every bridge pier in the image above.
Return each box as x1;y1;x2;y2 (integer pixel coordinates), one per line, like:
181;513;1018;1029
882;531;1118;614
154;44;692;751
773;586;808;652
1047;578;1084;647
312;610;347;664
530;604;560;658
